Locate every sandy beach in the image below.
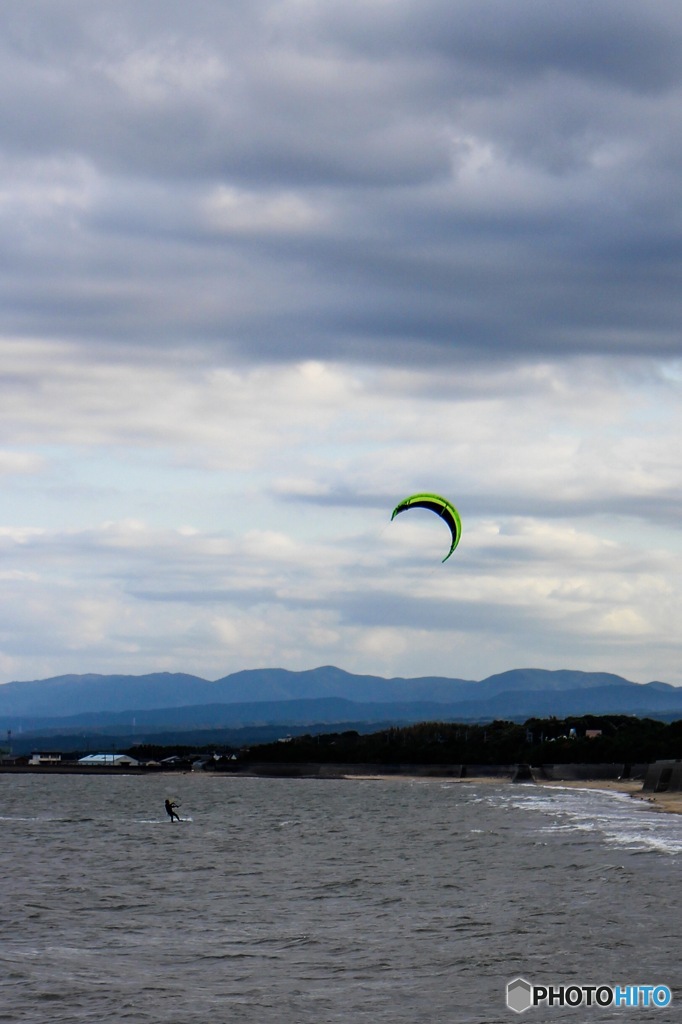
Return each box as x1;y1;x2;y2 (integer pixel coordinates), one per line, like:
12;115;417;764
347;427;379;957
535;778;682;815
344;772;682;815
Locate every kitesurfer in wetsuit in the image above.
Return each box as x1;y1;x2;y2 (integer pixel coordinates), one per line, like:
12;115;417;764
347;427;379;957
165;799;180;822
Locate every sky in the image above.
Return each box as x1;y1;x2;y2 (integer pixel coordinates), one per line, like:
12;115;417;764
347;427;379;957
0;0;681;687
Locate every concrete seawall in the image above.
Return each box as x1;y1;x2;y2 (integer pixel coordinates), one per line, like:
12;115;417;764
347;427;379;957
234;762;648;781
0;761;649;780
536;763;647;782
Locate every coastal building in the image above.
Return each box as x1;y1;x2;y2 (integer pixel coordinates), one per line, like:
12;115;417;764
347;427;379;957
28;751;63;765
77;753;140;767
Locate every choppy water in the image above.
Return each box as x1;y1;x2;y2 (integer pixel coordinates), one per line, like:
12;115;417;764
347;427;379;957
0;774;680;1023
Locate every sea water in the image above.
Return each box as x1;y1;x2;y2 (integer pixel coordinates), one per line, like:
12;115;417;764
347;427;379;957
0;773;680;1023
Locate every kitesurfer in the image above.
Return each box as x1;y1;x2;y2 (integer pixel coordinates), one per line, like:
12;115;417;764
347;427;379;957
165;798;180;822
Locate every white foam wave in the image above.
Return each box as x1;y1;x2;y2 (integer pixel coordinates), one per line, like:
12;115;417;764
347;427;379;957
484;786;682;856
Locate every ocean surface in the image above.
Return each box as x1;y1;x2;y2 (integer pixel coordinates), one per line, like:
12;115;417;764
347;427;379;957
0;773;680;1023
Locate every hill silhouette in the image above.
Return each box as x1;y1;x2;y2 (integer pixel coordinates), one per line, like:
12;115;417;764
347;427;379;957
1;667;681;750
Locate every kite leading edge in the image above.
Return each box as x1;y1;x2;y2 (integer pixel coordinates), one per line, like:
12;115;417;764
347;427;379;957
390;493;462;562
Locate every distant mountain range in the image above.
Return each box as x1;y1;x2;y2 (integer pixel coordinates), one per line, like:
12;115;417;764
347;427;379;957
1;666;681;752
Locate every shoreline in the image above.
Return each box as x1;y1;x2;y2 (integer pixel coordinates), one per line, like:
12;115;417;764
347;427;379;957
537;777;682;815
344;773;682;816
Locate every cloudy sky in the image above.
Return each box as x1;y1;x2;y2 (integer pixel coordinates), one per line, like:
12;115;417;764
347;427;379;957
0;0;681;687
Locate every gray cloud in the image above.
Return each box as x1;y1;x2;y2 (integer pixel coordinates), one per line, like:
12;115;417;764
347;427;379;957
333;589;532;635
310;1;682;80
283;487;682;530
0;2;680;364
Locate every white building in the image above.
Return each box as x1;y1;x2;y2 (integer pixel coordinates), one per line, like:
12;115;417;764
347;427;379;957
77;753;140;767
29;751;62;765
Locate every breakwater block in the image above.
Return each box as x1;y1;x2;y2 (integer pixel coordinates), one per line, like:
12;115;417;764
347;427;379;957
643;760;682;793
512;763;535;783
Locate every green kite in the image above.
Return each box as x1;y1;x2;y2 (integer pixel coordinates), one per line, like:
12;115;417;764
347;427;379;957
391;493;462;562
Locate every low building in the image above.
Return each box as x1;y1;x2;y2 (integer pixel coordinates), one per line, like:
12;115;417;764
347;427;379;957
77;753;140;767
0;754;24;766
29;751;63;766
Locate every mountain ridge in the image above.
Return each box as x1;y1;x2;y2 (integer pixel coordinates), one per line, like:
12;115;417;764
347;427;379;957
0;666;680;732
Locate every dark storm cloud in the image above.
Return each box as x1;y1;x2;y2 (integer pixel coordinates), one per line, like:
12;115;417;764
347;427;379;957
0;0;445;185
1;1;682;364
309;1;682;91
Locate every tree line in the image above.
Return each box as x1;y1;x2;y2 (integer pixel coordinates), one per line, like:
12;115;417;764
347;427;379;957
230;715;682;766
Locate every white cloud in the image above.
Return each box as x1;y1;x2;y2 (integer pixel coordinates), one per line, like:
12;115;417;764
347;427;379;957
101;41;228;104
205;185;327;235
0;473;679;684
0;451;45;475
0;2;681;688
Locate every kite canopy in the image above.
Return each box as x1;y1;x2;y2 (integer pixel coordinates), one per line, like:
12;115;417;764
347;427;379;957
390;493;462;562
